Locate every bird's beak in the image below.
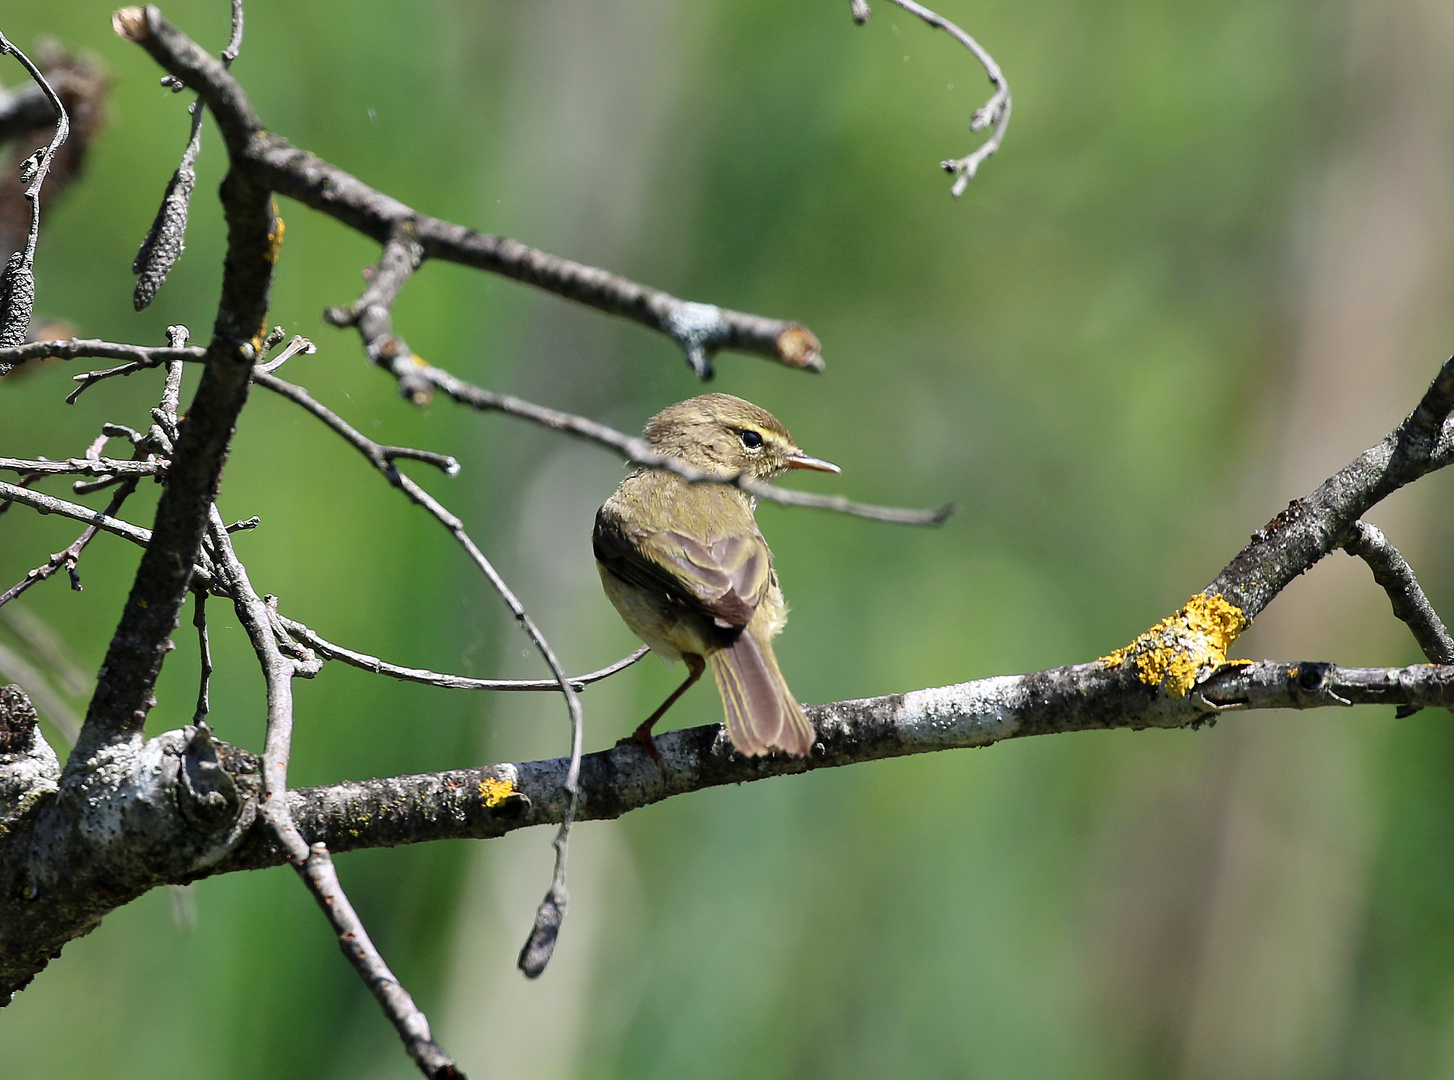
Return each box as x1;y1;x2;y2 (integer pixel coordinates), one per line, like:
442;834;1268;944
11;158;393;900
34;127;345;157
786;451;841;474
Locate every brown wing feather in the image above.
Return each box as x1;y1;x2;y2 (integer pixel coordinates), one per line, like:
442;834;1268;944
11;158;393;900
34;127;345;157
593;505;770;631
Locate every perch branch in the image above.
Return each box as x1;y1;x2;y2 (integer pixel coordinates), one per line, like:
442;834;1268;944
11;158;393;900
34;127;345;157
198;658;1454;876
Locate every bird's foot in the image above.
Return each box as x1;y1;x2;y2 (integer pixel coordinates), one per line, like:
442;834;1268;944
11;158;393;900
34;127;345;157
617;726;664;770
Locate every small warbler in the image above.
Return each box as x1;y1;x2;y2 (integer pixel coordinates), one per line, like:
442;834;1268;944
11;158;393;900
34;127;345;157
594;393;839;758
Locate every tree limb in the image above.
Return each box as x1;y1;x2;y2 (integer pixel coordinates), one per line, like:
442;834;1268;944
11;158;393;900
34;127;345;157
114;5;822;379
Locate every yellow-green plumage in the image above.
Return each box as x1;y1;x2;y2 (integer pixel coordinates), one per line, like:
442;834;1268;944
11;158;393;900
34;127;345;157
593;394;837;757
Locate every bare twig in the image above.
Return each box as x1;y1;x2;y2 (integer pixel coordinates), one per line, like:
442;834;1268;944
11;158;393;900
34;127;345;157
0;337;203;368
0;477;153;549
0;457;161;479
403;359;955;525
5;332;948;524
249;366;584;976
205;510;463;1078
250;369;458;475
0;476;139;608
303;844;464;1080
1341;520;1454;665
1206;355;1454;622
872;0;1011;195
278;615;649;692
254;334;314;374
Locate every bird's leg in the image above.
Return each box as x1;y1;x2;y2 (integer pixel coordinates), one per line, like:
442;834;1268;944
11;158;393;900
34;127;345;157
623;653;706;765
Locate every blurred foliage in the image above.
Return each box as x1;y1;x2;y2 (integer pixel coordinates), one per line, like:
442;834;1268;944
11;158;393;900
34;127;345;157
2;0;1453;1077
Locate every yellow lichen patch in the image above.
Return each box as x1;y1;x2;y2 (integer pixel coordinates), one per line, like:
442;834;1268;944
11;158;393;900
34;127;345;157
267;203;286;263
479;776;515;808
1099;592;1249;697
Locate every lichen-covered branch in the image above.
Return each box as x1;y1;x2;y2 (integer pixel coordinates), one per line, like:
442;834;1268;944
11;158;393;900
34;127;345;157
191;657;1453;875
1098;356;1454;700
1205;355;1454;622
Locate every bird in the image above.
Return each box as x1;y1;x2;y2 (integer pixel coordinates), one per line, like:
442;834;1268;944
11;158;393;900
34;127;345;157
593;393;839;759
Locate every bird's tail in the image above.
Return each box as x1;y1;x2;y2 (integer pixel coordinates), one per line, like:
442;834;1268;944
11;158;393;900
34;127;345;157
707;631;814;756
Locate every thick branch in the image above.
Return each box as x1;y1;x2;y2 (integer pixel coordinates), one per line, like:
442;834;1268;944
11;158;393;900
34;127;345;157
195;659;1454;875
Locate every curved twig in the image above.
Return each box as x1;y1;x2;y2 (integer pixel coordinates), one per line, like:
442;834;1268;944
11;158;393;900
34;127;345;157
867;0;1011;195
279;616;649;692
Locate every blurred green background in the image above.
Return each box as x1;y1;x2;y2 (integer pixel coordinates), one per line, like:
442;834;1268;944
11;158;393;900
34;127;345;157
2;0;1453;1075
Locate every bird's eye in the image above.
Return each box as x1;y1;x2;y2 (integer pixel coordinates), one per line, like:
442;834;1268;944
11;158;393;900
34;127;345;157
739;429;763;450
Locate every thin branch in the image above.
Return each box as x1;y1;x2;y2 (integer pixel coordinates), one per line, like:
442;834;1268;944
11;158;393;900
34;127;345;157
324;224;429;396
0;336;203;368
0;477;154;549
0;457;162;478
4;333;948;524
0;476;139;609
0;79;67;139
872;0;1011;195
205;511;463;1078
254;333;314;374
250;369;457;475
116;6;821;379
249;366;584;976
303;844;464;1080
404;359;955;525
278;615;649;692
1341;520;1454;665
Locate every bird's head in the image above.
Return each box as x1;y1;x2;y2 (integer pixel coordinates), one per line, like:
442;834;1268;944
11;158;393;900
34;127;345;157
642;393;840;481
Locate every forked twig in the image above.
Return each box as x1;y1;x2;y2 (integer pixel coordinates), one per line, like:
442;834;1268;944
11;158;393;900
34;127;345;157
856;0;1011;195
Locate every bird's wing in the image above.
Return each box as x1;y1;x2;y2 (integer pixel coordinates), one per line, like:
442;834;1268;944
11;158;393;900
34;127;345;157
594;507;771;631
